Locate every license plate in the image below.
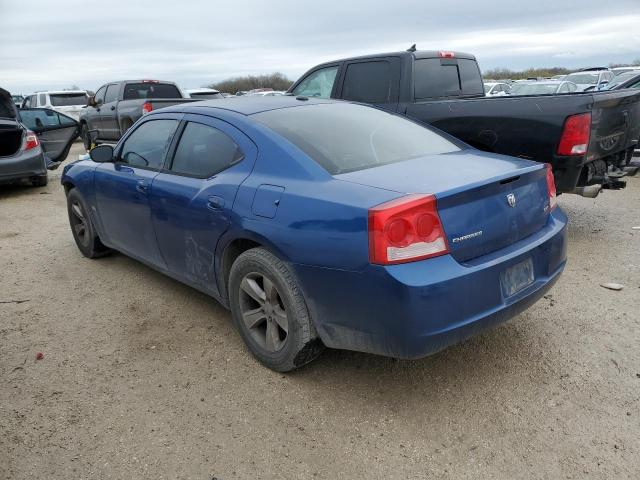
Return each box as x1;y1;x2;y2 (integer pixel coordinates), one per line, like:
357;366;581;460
501;258;535;297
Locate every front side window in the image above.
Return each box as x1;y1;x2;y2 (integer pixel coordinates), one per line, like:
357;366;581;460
254;103;460;175
170;122;243;178
94;86;106;105
119;119;178;170
292;66;338;99
342;61;393;103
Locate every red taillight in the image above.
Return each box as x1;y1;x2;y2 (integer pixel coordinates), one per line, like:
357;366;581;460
24;130;39;150
142;102;153;114
142;79;159;83
369;194;449;265
557;112;591;156
439;51;455;58
545;163;557;211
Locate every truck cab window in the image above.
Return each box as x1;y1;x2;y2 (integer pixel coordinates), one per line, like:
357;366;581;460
292;66;338;99
104;85;119;103
342;61;393;104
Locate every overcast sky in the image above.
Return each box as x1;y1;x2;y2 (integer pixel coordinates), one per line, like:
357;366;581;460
1;0;639;94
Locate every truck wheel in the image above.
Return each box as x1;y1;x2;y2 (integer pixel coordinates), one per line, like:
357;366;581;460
81;123;91;150
66;188;111;258
228;248;324;372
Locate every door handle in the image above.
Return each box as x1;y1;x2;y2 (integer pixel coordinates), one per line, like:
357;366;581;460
110;106;116;111
207;195;225;210
136;180;148;194
96;108;101;112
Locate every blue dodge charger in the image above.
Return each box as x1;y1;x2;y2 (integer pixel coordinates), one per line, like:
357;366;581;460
61;96;567;371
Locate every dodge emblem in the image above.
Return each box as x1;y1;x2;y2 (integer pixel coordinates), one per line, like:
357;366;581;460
507;193;516;208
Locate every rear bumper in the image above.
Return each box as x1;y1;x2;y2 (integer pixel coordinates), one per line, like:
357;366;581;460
293;208;567;359
0;147;47;184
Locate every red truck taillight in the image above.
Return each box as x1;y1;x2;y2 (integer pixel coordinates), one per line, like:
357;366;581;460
369;194;449;265
24;130;39;150
545;163;557;210
142;102;153;115
557;112;591;156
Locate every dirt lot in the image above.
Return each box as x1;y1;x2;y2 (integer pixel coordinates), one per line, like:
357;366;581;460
1;144;639;479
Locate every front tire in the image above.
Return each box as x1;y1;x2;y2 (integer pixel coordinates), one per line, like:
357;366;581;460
81;123;91;150
66;188;110;258
229;248;324;372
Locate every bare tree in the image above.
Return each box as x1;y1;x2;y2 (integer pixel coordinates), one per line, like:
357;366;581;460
209;72;293;94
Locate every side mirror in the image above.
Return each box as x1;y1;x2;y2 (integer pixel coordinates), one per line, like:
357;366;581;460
89;144;114;163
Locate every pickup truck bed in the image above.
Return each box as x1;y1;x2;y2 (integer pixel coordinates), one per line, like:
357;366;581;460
289;50;640;195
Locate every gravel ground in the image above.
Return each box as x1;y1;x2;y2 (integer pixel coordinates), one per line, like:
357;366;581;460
1;144;639;479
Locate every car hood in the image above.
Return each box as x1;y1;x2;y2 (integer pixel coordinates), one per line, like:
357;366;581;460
0;87;18;120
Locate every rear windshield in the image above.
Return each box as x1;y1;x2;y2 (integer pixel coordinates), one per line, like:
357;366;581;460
253;103;460;175
50;93;88;106
414;58;484;99
123;83;182;100
189;92;223;99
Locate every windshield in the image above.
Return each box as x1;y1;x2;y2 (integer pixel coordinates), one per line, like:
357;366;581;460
565;73;599;85
253;103;460;174
510;83;560;95
11;95;23;103
483;84;493;93
123;83;182;100
414;58;484;99
50;93;87;106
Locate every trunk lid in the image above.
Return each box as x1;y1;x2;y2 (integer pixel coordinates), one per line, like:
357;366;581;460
0;87;18;120
335;150;551;263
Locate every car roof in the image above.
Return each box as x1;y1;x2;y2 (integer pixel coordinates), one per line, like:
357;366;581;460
186;88;220;93
307;49;476;67
34;90;87;94
163;95;336;116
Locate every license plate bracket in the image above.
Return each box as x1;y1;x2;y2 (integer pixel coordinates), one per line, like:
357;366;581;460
501;258;535;297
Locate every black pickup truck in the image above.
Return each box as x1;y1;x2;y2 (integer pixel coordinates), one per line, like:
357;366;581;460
79;80;195;149
289;50;640;196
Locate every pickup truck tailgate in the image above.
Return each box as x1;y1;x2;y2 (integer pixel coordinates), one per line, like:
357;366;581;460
588;90;640;161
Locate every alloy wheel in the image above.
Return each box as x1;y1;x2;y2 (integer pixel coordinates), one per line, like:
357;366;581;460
238;272;289;352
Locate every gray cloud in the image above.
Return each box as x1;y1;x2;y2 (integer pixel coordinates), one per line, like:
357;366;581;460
1;0;638;94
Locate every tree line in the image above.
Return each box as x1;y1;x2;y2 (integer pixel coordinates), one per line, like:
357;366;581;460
208;72;293;94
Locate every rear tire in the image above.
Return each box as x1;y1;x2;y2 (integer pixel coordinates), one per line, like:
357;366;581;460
66;188;110;258
229;248;324;372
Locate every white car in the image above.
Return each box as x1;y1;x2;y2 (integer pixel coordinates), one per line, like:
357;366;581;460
484;82;511;96
184;88;224;100
21;90;88;121
611;66;640;76
563;69;614;92
246;90;286;97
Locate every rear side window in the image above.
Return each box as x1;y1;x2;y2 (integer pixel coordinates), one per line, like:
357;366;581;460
170;122;243;178
292;66;338;98
103;85;119;103
254;103;460;175
38;93;47;106
50;93;88;106
20;109;75;129
119;119;178;170
342;61;393;103
123;83;182;100
414;58;483;99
